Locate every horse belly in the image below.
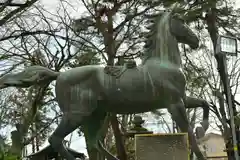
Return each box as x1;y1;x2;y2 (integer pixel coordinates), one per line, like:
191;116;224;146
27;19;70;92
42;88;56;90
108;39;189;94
98;99;165;114
98;69;154;102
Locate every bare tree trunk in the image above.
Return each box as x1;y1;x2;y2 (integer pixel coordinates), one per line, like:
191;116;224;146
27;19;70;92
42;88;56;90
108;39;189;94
31;123;35;153
10;85;49;157
205;3;238;160
95;5;127;159
86;146;99;160
206;0;237;136
36;123;40;151
85;133;105;160
111;115;127;160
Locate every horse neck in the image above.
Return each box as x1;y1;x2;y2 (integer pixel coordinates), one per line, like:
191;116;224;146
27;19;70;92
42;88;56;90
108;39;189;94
147;37;181;68
150;16;182;68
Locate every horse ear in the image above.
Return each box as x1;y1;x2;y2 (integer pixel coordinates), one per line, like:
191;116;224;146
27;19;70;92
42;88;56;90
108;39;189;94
144;39;153;49
169;2;179;11
144;29;155;38
145;23;155;30
145;13;159;19
145;12;164;30
169;2;183;14
145;11;164;20
146;18;156;24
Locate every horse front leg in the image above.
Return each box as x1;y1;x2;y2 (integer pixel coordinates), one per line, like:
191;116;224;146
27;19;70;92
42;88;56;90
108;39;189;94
168;99;206;160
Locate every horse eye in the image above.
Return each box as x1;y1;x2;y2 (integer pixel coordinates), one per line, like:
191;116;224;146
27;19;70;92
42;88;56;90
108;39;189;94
179;18;185;23
173;14;185;23
176;16;185;23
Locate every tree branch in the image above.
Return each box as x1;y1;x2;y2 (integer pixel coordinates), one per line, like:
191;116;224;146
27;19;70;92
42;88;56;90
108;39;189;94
0;0;38;26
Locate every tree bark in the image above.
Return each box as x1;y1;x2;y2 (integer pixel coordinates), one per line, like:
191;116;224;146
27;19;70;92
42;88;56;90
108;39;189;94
94;3;127;159
205;3;238;159
111;115;127;160
206;0;238;130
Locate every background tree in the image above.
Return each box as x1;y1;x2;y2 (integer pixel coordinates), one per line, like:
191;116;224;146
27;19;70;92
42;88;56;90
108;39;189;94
0;0;100;157
0;0;239;159
181;0;240;139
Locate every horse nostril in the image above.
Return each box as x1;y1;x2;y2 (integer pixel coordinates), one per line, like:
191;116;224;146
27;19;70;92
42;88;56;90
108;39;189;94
190;43;199;49
189;37;199;49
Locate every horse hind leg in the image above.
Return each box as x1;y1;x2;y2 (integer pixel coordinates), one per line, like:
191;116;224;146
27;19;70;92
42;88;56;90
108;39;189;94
168;99;206;160
48;109;93;160
48;92;96;160
48;84;103;159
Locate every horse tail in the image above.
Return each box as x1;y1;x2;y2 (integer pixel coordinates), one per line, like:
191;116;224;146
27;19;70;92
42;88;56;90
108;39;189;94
0;65;60;89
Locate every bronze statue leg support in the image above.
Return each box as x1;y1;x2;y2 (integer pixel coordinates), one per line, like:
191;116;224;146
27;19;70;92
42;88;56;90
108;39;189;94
168;99;206;160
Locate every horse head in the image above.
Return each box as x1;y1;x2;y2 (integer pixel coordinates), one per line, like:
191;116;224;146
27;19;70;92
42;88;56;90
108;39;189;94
143;3;199;66
169;3;199;49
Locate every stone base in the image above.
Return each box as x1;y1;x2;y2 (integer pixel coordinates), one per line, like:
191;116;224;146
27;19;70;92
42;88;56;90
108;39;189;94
135;133;189;160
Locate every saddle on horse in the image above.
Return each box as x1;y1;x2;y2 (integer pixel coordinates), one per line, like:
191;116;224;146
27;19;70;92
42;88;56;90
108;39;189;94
104;60;137;78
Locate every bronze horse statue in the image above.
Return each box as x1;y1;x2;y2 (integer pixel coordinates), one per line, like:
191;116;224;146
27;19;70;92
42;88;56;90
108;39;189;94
0;4;208;160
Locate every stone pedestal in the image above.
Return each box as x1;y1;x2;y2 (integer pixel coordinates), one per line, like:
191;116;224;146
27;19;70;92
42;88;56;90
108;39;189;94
135;133;189;160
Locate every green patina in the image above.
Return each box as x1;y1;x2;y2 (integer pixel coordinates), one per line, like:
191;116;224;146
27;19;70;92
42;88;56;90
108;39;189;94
0;3;209;160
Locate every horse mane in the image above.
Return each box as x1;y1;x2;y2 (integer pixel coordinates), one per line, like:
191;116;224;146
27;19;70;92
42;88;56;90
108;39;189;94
143;11;168;57
142;7;181;66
